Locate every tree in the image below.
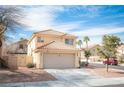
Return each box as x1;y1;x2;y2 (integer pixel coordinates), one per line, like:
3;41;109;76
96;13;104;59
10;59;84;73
83;36;91;65
76;39;83;68
83;36;90;49
20;37;25;40
0;6;25;47
84;50;91;63
97;35;121;72
76;39;83;49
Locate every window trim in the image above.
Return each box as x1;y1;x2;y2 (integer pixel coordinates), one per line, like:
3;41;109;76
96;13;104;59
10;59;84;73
65;39;74;45
37;37;44;43
19;44;24;49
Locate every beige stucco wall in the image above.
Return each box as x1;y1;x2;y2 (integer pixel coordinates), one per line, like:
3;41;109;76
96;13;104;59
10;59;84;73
28;31;77;56
7;54;33;68
80;51;85;59
28;37;36;56
17;54;32;66
36;35;76;49
75;52;80;67
8;55;18;69
33;52;42;68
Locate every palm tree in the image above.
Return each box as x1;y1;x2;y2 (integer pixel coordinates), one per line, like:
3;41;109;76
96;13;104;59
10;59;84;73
76;40;83;49
83;36;90;49
76;39;83;68
83;36;90;65
84;50;91;63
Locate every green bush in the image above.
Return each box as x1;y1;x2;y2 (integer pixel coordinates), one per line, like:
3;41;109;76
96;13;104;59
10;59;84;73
80;61;89;67
26;63;35;68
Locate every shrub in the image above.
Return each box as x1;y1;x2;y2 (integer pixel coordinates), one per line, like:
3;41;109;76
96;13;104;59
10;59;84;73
26;63;35;68
80;61;89;67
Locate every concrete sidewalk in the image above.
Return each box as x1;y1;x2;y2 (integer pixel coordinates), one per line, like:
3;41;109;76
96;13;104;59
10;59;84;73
119;63;124;66
1;69;124;87
1;77;124;87
89;62;103;64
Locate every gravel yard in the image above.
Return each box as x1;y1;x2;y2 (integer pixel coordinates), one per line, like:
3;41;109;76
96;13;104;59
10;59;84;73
0;67;56;83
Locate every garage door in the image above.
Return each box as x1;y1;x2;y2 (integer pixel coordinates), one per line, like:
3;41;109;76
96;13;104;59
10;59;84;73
43;53;75;69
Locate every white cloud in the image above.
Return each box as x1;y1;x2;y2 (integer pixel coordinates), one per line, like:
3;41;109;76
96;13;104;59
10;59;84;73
20;6;104;33
19;6;124;46
50;21;85;32
22;6;66;31
72;27;124;37
8;34;16;39
21;6;91;33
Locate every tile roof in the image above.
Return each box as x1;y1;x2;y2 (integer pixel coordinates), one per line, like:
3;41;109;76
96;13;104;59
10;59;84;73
34;29;76;37
36;41;77;50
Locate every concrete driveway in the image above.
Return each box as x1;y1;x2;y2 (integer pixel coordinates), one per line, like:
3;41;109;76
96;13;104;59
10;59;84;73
1;68;124;87
46;69;101;81
44;69;102;87
44;69;124;87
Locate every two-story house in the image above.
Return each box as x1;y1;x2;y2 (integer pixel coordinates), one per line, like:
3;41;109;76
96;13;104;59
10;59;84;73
28;29;79;69
7;39;30;67
7;39;28;54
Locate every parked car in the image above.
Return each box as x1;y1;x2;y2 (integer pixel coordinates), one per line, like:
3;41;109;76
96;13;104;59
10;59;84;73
103;59;118;65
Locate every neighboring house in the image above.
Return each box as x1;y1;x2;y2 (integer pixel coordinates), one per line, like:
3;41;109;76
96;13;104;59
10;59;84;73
117;45;124;55
117;45;124;61
7;39;28;54
28;29;79;69
6;39;32;68
89;44;101;62
80;48;85;60
80;44;101;62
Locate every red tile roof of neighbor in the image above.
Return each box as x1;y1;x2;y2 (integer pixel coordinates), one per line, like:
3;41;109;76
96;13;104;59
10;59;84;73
80;44;101;51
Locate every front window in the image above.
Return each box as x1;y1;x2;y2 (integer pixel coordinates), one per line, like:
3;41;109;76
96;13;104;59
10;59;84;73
37;37;44;42
19;44;23;49
65;39;74;45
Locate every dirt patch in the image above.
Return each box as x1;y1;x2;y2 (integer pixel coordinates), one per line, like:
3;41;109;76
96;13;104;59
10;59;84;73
0;67;57;83
85;65;124;78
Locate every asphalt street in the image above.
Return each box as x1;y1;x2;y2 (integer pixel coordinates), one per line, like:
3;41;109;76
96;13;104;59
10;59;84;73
89;62;124;71
101;84;124;87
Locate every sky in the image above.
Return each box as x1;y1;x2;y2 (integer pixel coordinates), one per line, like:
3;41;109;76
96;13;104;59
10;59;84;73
8;5;124;46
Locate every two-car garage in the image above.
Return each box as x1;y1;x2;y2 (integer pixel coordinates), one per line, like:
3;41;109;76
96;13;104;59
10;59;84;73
34;49;79;69
43;53;75;69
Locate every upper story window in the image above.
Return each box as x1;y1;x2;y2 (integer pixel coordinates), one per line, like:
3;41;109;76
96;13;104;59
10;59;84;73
19;44;23;49
37;37;44;43
65;39;74;45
